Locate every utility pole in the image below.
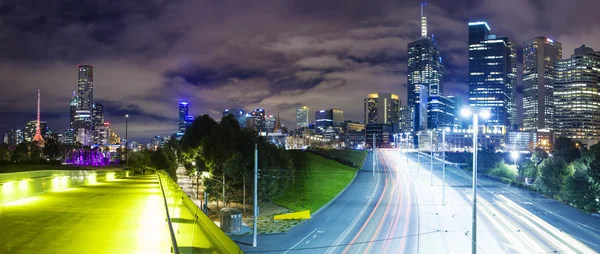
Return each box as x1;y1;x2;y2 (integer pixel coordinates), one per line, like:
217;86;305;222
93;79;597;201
417;133;421;171
125;114;128;169
406;133;409;164
253;141;258;247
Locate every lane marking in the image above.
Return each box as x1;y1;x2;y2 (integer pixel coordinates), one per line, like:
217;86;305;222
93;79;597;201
324;153;383;254
283;228;317;254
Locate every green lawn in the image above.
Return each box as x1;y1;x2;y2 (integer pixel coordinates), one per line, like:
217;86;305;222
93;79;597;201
0;164;123;173
309;148;368;168
274;151;358;213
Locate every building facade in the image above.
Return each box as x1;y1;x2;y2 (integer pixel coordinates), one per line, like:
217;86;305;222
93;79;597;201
92;103;104;127
296;106;309;129
522;37;562;131
69;91;77;128
468;21;517;128
3;129;24;146
554;45;600;146
364;93;400;126
407;5;443;132
24;121;49;142
315;109;344;133
179;102;190;133
399;106;413;133
427;94;455;129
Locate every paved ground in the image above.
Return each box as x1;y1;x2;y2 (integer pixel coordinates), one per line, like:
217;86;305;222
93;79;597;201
405;150;600;253
0;174;172;254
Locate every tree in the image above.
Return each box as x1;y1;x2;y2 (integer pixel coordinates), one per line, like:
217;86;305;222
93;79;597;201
535;157;574;198
531;148;549;165
589;150;600;184
554;137;580;163
486;161;518;182
0;143;10;161
128;150;151;172
465;147;502;172
521;160;539;182
180;114;218;153
151;148;177;177
563;166;600;213
43;138;61;160
12;142;29;162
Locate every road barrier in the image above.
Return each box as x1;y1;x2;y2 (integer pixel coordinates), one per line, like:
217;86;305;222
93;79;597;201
156;170;243;254
0;169;129;204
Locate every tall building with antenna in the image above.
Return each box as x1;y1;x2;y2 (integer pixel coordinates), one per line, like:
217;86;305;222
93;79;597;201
407;3;444;131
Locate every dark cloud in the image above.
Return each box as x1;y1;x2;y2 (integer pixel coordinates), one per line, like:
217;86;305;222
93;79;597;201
1;0;599;141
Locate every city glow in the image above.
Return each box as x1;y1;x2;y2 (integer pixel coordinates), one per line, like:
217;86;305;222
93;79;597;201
460;107;471;117
510;151;519;160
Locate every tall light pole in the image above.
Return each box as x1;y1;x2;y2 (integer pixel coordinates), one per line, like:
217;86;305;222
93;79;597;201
416;132;421;171
461;107;491;254
442;127;449;206
253;139;258;247
372;133;376;177
125;114;129;169
405;133;410;164
511;151;519;166
429;130;433;186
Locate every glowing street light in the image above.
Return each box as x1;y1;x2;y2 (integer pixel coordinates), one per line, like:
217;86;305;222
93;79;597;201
511;151;519;166
460;107;491;254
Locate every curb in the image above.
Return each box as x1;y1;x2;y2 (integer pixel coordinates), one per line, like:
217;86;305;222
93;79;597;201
311;151;370;218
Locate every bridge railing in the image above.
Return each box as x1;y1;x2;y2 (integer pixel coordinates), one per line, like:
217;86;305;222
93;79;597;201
0;169;129;204
156;170;243;254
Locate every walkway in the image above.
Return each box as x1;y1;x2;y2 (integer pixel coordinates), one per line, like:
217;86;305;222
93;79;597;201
0;174;172;253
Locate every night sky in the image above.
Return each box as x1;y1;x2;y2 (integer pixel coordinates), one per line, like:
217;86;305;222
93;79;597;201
0;0;599;142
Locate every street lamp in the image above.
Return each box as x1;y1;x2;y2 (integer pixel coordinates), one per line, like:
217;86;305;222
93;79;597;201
428;130;433;186
405;132;410;163
441;127;450;206
511;151;519;166
125;114;129;169
416;132;421;171
460;107;491;254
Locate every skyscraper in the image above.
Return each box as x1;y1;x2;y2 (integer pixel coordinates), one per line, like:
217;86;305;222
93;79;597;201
3;129;23;146
315;109;344;133
92;103;104;127
447;96;462;128
554;45;600;146
77;65;94;111
296;106;309;129
179;101;189;133
522;37;562;131
407;4;443;131
468;21;517;128
399;106;413;133
24;120;48;142
427;94;455;129
364;93;400;125
69;91;77;128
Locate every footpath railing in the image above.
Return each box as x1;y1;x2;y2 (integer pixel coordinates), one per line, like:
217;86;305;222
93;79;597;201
156;170;243;254
0;169;129;204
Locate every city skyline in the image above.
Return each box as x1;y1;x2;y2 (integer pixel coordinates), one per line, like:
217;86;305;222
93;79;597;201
0;0;599;141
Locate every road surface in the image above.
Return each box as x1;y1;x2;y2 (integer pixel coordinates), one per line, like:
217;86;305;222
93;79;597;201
234;150;600;253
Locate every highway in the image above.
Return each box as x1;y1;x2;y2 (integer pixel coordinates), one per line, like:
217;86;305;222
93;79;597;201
234;149;600;253
399;149;600;253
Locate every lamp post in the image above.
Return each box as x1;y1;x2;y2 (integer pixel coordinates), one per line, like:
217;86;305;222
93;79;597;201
125;114;129;169
461;107;491;254
416;132;421;171
429;130;433;186
442;127;450;206
253;138;258;247
405;132;410;163
511;151;519;166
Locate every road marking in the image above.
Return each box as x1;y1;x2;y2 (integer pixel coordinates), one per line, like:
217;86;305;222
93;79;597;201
324;154;383;254
283;228;317;254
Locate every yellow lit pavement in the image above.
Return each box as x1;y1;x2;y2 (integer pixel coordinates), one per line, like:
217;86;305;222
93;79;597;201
0;175;172;254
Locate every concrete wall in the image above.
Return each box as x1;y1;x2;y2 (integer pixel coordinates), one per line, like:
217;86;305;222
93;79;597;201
0;169;130;204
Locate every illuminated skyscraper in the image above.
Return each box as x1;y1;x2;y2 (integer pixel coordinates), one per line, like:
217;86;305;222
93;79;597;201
69;91;77;128
364;93;400;125
407;3;443;131
468;21;517;128
296;106;309;128
92;103;104;127
315;109;344;133
179;101;190;133
77;65;94;111
554;45;600;146
3;129;23;146
522;37;562;131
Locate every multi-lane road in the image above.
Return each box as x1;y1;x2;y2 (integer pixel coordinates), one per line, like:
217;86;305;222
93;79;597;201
234;149;600;253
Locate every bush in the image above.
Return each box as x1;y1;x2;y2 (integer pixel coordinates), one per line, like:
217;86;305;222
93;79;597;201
486;162;518;182
308;149;367;169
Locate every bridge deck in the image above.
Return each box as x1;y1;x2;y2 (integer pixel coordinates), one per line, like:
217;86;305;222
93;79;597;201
0;175;171;254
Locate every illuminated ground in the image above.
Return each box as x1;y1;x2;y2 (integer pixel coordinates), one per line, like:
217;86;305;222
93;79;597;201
0;175;171;253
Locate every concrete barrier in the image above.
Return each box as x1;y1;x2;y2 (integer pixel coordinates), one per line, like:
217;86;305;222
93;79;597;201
157;170;244;254
0;169;129;204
